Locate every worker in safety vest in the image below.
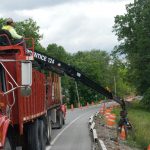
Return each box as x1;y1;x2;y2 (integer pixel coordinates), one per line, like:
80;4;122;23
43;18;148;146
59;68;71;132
2;18;23;44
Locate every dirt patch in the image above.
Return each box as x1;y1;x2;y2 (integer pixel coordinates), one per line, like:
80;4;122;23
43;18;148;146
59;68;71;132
93;113;140;150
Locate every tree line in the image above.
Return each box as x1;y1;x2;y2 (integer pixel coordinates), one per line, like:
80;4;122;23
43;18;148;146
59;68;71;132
113;0;150;109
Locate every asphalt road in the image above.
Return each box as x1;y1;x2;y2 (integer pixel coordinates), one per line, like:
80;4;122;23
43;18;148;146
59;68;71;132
16;105;101;150
46;105;100;150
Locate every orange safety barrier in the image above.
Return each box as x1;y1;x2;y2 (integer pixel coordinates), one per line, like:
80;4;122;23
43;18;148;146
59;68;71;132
106;113;116;127
147;145;150;150
109;113;116;119
106;119;116;127
104;112;111;118
104;109;112;113
99;107;111;115
119;126;126;140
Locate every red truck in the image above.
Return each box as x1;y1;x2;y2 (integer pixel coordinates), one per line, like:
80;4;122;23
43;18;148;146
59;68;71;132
0;29;66;150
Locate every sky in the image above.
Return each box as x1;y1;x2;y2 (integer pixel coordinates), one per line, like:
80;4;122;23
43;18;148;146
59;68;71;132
0;0;134;53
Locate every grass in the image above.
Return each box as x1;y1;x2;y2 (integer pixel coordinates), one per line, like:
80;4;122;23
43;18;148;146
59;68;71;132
112;101;150;149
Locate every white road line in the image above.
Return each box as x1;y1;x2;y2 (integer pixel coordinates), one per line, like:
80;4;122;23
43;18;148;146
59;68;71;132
47;111;91;150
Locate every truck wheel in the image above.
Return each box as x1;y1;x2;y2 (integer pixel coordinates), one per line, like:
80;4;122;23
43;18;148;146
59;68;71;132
57;110;63;129
26;119;40;150
38;120;46;150
46;115;52;145
63;115;65;125
3;138;12;150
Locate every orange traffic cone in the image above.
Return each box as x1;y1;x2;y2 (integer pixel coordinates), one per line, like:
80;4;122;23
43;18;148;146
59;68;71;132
119;126;126;140
147;145;150;150
71;104;74;111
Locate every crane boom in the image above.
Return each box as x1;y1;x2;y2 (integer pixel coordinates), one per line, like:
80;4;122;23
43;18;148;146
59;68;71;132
32;50;126;110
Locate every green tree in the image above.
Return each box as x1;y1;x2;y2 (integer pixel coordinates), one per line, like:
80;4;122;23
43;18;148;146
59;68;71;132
113;0;150;96
16;18;42;45
110;54;135;97
0;18;5;28
47;43;71;62
68;50;112;104
15;18;44;51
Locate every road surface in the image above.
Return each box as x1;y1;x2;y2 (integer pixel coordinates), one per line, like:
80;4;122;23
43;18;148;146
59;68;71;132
46;105;100;150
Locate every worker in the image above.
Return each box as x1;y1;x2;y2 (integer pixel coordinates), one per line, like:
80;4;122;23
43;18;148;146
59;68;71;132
2;18;23;44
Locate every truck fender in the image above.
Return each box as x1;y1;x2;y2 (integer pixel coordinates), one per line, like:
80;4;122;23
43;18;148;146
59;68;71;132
0;115;10;147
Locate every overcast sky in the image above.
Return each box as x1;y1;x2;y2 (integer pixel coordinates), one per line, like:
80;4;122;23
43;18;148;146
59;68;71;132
0;0;134;53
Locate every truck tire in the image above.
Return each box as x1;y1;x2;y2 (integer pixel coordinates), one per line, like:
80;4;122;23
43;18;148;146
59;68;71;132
26;119;40;150
26;119;46;150
57;110;63;129
38;120;46;150
3;138;12;150
46;115;52;145
63;115;65;125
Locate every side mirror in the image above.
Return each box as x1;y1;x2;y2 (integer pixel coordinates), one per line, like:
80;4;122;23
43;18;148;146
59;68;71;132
21;86;31;96
21;61;32;86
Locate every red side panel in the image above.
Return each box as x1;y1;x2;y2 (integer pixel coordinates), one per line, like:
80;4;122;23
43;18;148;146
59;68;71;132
46;73;52;107
22;69;46;119
18;69;46;133
46;73;61;109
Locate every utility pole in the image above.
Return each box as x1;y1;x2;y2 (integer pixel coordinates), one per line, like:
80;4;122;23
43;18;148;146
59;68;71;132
75;81;80;105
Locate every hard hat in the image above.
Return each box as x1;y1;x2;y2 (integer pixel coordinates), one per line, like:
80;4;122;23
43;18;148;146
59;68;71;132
6;18;14;24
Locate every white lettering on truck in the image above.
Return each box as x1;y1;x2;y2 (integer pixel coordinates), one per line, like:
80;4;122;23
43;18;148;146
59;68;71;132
48;58;55;64
34;52;47;62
